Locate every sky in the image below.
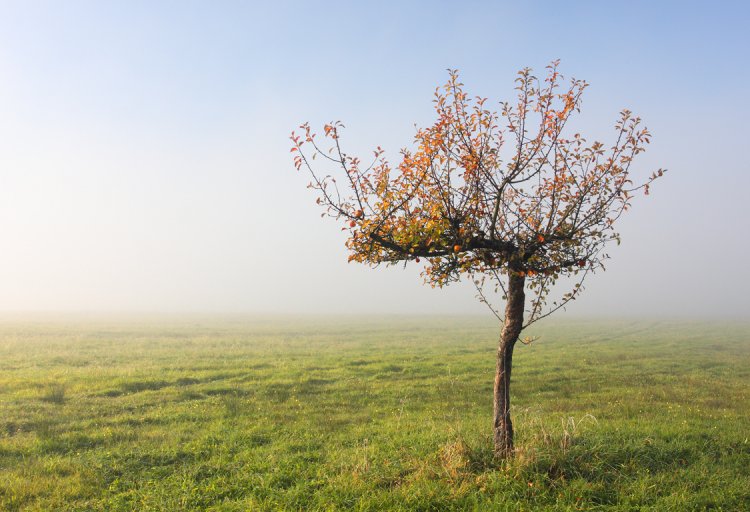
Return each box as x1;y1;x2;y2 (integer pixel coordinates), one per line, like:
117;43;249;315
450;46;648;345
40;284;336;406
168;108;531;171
0;0;748;318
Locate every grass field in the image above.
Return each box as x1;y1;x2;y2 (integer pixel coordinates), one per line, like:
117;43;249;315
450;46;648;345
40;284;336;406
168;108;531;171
0;316;748;511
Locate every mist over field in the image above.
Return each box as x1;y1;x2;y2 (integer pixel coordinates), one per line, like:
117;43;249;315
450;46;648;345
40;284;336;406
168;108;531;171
0;1;748;318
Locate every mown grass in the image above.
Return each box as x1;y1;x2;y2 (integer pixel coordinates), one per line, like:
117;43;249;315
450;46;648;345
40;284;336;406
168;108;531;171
0;316;748;511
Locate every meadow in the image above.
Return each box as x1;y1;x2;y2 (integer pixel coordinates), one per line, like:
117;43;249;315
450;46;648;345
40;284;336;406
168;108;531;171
0;315;748;511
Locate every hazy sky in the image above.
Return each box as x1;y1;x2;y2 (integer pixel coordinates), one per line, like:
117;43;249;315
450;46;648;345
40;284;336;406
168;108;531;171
0;1;748;318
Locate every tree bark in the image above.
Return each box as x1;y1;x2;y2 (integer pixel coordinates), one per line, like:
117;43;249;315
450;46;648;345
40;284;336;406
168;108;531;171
493;272;526;458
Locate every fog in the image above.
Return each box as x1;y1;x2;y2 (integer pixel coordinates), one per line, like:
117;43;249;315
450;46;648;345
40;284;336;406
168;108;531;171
0;2;747;319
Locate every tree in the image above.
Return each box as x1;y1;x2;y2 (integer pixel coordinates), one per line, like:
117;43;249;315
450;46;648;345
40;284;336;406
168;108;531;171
290;62;664;458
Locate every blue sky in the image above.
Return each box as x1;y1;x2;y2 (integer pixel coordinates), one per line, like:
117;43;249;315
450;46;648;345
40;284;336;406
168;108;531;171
0;1;748;317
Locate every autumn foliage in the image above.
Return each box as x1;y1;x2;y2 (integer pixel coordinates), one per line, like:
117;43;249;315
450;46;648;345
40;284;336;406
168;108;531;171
291;62;663;326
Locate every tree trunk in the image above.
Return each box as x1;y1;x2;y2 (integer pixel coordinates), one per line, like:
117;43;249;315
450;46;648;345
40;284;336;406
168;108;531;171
493;272;526;458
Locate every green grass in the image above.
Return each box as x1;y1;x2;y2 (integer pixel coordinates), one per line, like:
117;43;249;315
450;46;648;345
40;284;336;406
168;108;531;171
0;316;748;511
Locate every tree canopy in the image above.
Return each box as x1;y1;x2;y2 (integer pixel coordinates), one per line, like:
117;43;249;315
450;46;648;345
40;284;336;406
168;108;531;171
291;61;663;326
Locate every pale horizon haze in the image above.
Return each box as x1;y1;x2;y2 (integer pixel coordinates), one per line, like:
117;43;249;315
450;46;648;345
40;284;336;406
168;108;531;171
1;1;748;319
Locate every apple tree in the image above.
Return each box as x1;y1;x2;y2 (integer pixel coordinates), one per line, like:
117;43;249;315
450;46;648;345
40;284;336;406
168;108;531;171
290;62;664;458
